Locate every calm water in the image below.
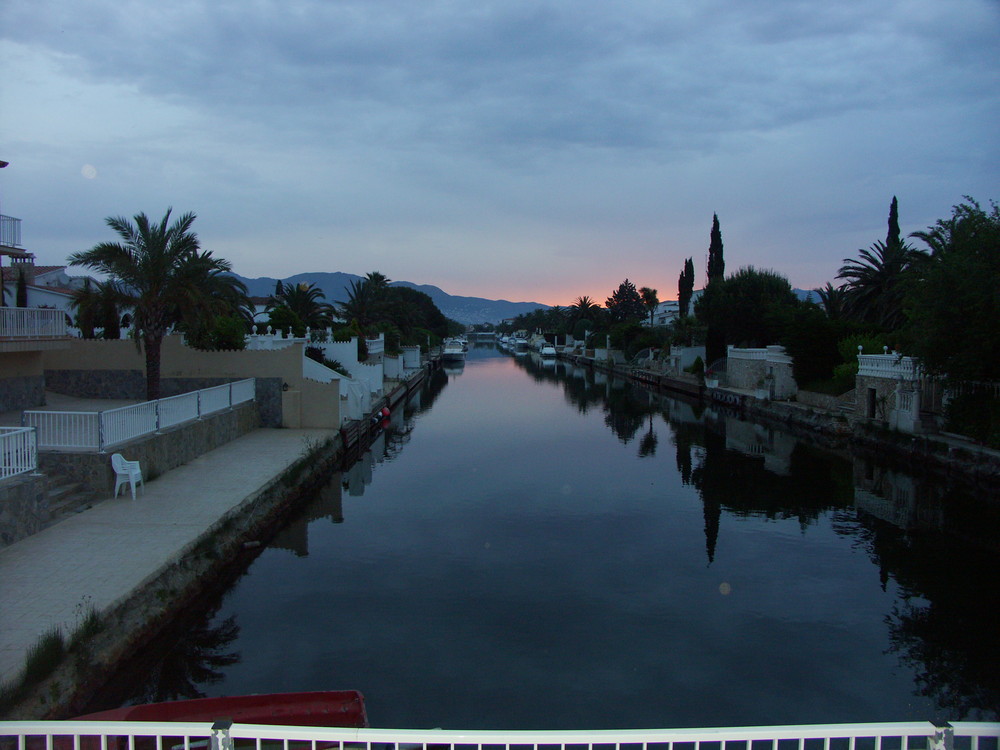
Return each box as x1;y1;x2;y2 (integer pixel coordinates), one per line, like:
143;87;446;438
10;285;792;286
90;345;1000;728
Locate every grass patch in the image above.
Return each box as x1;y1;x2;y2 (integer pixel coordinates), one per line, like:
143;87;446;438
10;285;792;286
69;607;103;651
0;677;19;714
21;626;65;687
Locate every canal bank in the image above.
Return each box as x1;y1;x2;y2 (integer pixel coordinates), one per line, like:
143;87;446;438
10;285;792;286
564;353;1000;489
0;364;432;720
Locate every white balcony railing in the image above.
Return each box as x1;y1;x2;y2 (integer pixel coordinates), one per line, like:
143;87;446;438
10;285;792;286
0;214;22;248
857;354;921;381
0;720;996;750
22;379;256;452
0;426;37;481
366;334;385;356
0;307;67;339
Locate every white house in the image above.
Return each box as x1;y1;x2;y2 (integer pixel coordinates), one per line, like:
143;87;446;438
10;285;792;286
646;300;680;327
2;257;97;325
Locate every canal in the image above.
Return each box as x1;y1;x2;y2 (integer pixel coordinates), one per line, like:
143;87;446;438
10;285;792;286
87;344;1000;728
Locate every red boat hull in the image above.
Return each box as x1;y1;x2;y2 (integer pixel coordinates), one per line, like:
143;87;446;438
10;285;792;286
74;690;368;728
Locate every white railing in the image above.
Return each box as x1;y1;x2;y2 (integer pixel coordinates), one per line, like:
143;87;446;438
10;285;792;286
231;378;256;405
366;334;385;356
0;307;67;339
20;411;101;451
0;426;37;480
22;379;256;452
99;401;159;448
858;354;921;381
0;720;995;750
728;345;794;365
0;214;22;247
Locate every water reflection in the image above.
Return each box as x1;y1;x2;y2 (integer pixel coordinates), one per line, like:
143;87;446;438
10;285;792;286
502;350;999;719
271;480;345;556
87;352;999;724
80;601;241;711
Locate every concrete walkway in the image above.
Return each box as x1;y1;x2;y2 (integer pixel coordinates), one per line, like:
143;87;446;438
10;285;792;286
0;426;336;687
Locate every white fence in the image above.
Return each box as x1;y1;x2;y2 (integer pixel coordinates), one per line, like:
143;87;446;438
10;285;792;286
0;307;67;339
22;379;256;452
0;426;37;481
0;720;995;750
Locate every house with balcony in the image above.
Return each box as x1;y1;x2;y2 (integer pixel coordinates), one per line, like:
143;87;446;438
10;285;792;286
0;212;75;544
0;214;73;413
1;256;96;324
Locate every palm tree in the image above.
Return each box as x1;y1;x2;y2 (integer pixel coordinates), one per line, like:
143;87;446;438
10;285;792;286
639;286;659;327
267;282;334;330
814;282;848;320
68;209;247;400
337;277;389;330
70;278;129;339
365;271;391;292
569;295;600;324
837;240;925;331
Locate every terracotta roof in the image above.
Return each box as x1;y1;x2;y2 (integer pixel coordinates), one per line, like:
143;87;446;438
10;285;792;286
1;265;65;281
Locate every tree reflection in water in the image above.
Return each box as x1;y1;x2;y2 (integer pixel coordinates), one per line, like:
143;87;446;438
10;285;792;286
584;371;999;718
86;355;1000;720
83;607;240;711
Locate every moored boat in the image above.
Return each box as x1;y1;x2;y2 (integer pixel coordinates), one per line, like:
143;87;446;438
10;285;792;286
441;338;467;361
74;690;368;727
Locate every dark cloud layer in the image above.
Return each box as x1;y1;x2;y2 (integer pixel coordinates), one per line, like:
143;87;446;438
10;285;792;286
1;0;997;302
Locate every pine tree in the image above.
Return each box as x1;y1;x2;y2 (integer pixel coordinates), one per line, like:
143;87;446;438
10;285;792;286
707;213;724;283
605;279;645;323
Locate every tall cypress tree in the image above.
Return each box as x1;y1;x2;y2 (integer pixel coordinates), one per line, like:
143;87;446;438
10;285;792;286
678;257;695;318
707;213;724;283
887;196;900;248
16;269;28;307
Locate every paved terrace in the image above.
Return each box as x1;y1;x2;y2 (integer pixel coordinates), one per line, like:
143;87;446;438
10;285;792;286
0;404;336;686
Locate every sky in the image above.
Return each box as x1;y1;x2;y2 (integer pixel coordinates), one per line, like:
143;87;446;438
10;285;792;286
1;0;997;308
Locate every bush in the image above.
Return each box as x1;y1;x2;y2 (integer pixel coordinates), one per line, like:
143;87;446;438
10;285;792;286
945;391;1000;448
268;306;306;338
685;356;704;377
838;333;887;361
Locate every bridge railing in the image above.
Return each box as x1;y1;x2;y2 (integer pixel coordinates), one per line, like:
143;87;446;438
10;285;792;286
0;720;996;750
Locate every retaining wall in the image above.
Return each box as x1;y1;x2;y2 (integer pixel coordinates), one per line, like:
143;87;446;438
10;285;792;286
0;474;48;548
36;401;260;497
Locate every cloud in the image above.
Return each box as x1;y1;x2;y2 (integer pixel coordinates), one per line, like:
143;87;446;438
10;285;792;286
2;0;997;304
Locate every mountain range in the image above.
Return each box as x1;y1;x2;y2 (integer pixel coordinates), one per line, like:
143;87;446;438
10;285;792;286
232;271;550;325
233;271;821;326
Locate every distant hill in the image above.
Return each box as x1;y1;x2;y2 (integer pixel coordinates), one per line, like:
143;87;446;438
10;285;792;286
232;271;549;325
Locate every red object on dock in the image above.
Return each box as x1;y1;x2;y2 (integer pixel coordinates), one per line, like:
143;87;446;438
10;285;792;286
74;690;368;727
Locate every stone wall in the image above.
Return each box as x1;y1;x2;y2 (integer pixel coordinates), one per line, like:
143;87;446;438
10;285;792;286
855;374;899;421
44;369;146;400
37;401;260;497
0;374;46;413
0;473;48;547
727;346;797;400
797;390;851;412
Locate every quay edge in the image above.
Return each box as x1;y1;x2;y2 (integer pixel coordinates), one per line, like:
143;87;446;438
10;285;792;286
560;352;1000;490
0;365;431;721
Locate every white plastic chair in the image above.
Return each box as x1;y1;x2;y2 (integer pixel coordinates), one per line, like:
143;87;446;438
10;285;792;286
112;453;144;500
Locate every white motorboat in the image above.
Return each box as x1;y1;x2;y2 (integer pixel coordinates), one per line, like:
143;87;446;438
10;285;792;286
441;339;467;361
